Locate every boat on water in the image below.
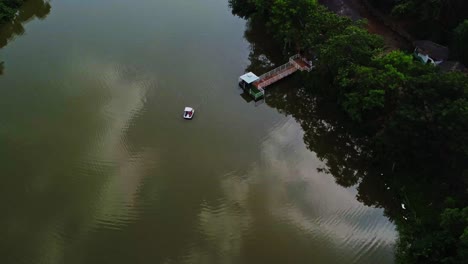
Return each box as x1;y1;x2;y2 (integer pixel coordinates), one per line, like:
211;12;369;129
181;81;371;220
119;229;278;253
183;107;195;120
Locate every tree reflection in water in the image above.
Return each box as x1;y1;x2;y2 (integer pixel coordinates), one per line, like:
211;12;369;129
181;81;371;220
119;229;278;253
241;14;407;223
240;13;468;262
0;0;51;75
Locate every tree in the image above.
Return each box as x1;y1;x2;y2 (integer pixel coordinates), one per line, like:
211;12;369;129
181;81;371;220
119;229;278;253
229;1;468;262
452;20;468;65
397;206;468;264
337;51;429;124
316;25;383;81
228;0;256;18
374;70;468;181
229;0;352;52
267;0;318;49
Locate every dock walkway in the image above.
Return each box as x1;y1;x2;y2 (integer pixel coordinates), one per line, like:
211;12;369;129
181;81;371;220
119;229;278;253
253;54;313;96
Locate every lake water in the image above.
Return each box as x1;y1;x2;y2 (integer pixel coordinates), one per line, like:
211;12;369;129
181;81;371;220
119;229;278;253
0;0;396;263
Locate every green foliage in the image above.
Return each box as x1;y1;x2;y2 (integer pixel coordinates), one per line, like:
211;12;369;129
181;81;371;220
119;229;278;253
316;25;383;76
397;206;468;264
230;1;468;263
452;20;468;65
386;71;468;170
336;51;430;124
267;0;318;49
0;0;24;24
335;59;468;262
228;0;256;18
229;0;351;51
343;89;385;122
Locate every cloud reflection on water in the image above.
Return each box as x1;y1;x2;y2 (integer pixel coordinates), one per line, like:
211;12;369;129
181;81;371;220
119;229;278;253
189;117;396;263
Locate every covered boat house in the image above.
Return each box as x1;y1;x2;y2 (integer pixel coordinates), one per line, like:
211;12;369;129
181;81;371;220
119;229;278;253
238;72;264;101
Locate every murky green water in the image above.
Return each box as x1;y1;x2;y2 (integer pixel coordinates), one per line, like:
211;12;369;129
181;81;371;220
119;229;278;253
0;0;396;263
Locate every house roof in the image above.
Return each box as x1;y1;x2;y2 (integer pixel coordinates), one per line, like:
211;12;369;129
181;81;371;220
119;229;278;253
438;61;467;72
413;40;449;61
239;72;259;84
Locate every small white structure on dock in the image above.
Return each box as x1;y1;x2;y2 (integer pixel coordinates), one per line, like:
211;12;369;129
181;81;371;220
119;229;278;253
238;72;259;89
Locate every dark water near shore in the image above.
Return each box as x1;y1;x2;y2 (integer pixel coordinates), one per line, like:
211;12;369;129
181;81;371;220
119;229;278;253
0;0;396;263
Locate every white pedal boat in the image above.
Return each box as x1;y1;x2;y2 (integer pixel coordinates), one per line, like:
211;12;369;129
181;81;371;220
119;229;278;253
183;107;195;120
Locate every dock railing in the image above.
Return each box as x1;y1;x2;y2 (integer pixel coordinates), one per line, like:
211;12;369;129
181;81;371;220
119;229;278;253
258;86;265;95
257;62;292;81
256;67;297;89
250;54;314;91
289;54;313;72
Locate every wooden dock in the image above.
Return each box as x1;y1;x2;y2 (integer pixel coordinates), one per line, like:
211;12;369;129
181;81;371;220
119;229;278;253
254;55;313;90
238;54;313;101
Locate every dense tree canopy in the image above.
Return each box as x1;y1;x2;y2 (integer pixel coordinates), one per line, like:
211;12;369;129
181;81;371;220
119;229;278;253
315;25;383;78
230;0;468;263
336;51;417;123
229;0;353;51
